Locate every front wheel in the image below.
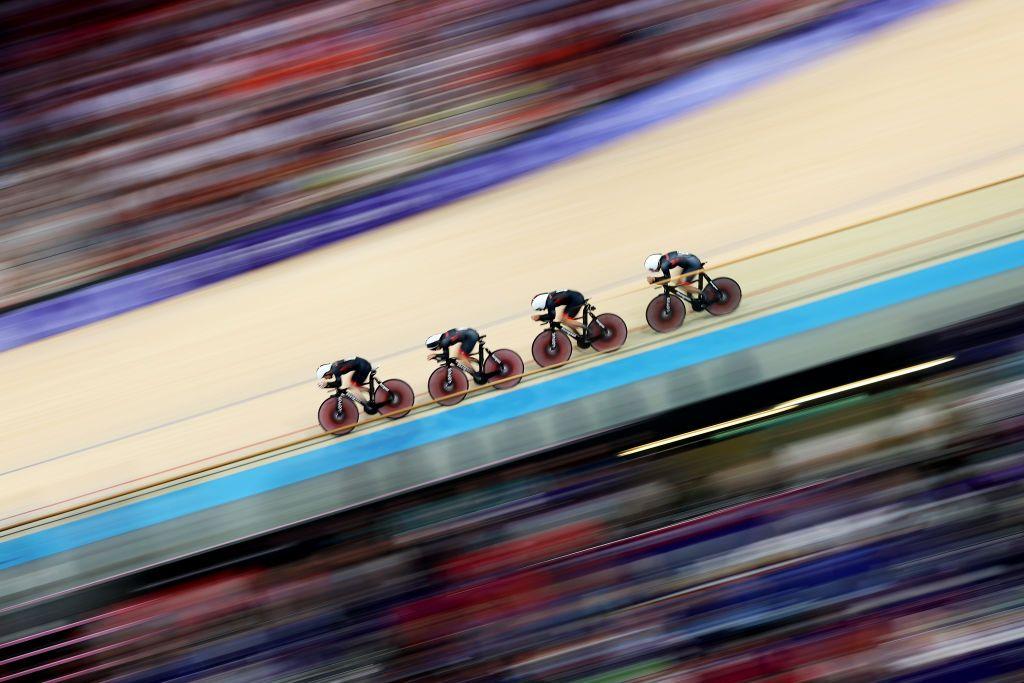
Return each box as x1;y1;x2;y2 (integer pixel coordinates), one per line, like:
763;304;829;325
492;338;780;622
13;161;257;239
318;395;359;435
428;366;470;406
375;379;415;419
646;294;686;333
703;277;742;316
589;313;628;352
532;329;573;367
484;349;525;389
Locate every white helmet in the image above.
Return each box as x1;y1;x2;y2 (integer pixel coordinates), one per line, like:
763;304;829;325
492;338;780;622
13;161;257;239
315;363;332;388
425;333;443;350
531;293;548;312
644;253;662;272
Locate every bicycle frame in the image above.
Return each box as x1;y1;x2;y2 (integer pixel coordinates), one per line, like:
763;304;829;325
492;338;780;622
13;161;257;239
433;337;505;385
332;369;390;414
541;301;603;345
658;269;720;310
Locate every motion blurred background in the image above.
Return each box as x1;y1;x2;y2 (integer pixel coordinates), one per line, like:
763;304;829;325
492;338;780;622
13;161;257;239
2;0;1024;680
0;0;864;308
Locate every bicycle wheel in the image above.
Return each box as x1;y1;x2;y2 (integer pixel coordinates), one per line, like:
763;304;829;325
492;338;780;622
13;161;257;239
589;313;628;352
484;349;525;389
375;378;415;419
532;330;572;367
428;366;469;406
646;293;686;333
318;395;359;435
703;277;742;316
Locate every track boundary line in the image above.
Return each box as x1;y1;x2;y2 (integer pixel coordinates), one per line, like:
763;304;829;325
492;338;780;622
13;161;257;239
3;173;1023;536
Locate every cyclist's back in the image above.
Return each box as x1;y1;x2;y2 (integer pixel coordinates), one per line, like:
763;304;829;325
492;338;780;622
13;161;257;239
426;327;481;367
645;251;702;284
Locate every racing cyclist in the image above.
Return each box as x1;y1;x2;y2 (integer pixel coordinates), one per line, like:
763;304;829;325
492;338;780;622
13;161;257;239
425;327;482;372
531;289;585;333
645;251;703;296
316;357;372;403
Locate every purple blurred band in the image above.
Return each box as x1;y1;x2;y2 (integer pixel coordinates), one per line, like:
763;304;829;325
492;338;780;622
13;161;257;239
0;0;947;352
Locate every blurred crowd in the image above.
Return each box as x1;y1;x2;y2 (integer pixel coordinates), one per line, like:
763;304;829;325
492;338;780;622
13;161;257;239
1;0;861;309
6;353;1024;681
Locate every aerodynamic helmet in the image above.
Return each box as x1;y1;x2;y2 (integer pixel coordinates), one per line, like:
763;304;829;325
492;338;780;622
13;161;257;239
315;363;333;388
425;333;443;350
644;253;663;272
531;293;548;312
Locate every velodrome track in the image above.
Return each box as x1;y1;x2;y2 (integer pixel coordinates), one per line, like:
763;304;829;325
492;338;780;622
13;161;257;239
2;0;1024;531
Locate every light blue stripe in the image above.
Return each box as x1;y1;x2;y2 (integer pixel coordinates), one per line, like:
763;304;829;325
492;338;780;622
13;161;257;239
2;239;1022;569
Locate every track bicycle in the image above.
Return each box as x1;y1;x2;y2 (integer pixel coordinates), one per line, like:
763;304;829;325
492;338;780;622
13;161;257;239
427;336;525;406
532;300;627;367
646;264;742;333
318;367;415;435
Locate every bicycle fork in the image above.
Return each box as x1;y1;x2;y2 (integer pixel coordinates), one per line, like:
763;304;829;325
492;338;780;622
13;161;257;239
549;327;576;349
446;363;475;385
661;288;676;315
338;392;368;412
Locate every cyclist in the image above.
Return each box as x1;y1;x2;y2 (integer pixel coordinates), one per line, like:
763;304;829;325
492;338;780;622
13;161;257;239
426;328;481;371
645;251;703;293
531;289;585;333
316;357;372;402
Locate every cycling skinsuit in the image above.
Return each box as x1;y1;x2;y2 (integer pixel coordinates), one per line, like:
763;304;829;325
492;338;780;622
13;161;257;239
659;252;702;283
544;290;585;321
329;357;371;387
440;328;480;357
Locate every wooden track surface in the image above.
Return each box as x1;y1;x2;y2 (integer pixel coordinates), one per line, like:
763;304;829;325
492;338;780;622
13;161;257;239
2;0;1023;524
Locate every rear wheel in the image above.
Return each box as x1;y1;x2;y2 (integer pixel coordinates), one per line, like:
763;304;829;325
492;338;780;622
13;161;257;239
318;395;359;435
484;349;525;389
532;330;572;367
703;277;742;316
589;313;628;352
375;379;415;419
646;294;686;332
428;366;469;406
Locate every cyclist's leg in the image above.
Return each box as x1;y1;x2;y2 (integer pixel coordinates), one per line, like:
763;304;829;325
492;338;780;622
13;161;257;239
677;278;701;297
676;255;703;295
560;301;583;332
348;363;371;402
459;332;480;368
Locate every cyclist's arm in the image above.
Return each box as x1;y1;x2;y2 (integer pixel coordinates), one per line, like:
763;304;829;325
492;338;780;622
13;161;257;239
545;299;559;321
326;362;346;388
438;337;453;360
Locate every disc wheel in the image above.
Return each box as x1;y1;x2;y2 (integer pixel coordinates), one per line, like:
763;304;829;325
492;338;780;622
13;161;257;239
428;366;470;406
589;313;628;352
484;349;525;390
375;379;415;419
646;293;686;333
702;277;742;316
532;330;572;367
318;395;359;435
